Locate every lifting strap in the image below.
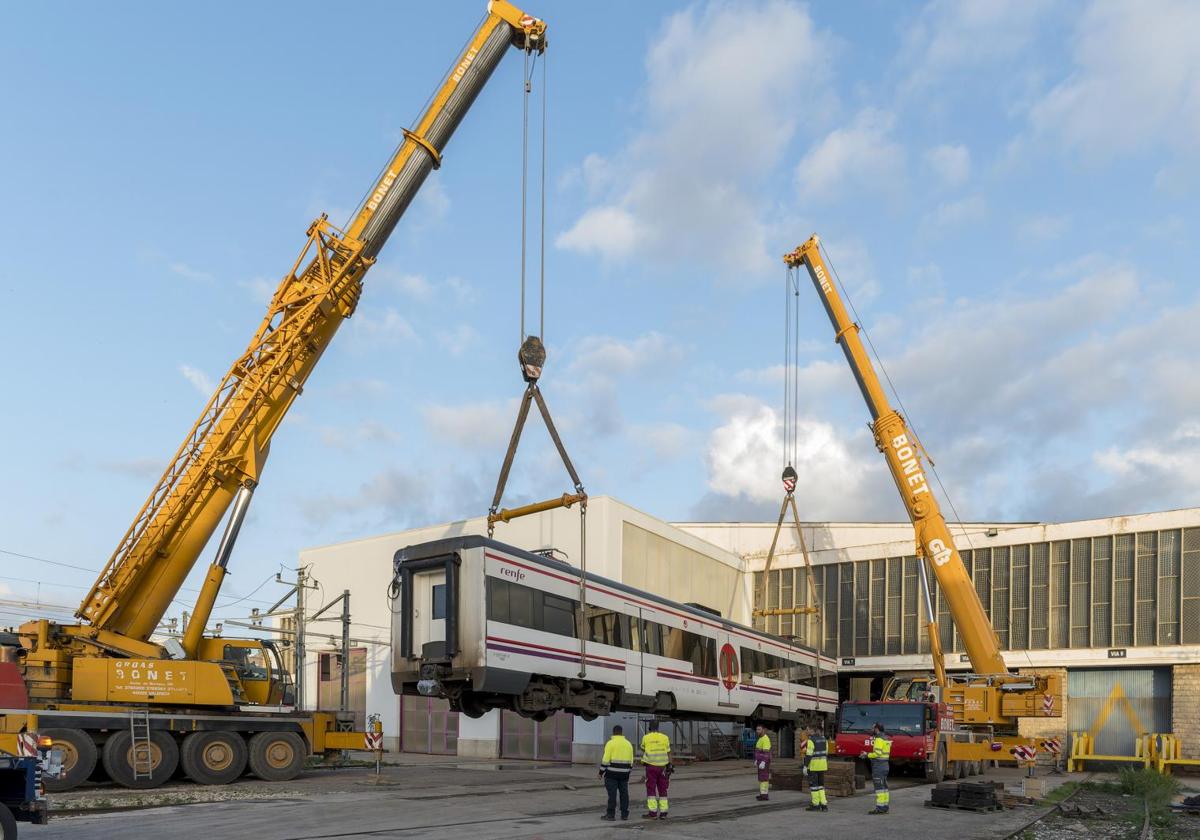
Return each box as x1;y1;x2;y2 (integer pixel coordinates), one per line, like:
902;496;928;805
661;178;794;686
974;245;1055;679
484;55;590;677
752;263;824;687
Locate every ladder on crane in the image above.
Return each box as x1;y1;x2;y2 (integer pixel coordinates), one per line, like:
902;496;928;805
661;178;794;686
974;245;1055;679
129;708;153;781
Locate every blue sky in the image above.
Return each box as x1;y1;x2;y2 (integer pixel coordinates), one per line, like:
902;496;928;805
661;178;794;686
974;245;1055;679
2;0;1197;631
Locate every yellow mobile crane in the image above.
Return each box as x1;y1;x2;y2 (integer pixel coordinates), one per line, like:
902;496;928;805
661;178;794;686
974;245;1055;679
784;235;1063;780
2;1;547;791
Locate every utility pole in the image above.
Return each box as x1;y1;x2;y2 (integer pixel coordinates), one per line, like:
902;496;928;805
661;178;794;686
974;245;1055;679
311;589;352;713
268;566;318;709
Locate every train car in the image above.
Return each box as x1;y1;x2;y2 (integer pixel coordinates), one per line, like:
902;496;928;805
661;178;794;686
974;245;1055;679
390;536;837;728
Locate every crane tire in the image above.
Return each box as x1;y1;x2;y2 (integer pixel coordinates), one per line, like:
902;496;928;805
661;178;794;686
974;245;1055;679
0;803;17;840
925;744;947;783
41;728;97;792
181;731;248;785
102;730;178;790
247;731;306;782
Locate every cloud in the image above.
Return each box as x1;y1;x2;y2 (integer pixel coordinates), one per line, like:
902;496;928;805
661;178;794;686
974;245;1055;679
168;262;214;283
556;206;641;260
383;272;434;302
350;307;417;342
557;0;831;276
421;398;519;451
317;421;402;452
568;332;686;380
795;109;904;201
694;395;893;520
924;144;971;187
921;194;986;233
1027;0;1200;164
241;277;275;306
1016;214;1070;243
179;364;217;396
412;175;450;221
898;0;1055;95
435;324;479;357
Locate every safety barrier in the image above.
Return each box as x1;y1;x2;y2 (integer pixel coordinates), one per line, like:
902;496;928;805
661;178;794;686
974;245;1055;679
1144;734;1200;775
1066;731;1150;771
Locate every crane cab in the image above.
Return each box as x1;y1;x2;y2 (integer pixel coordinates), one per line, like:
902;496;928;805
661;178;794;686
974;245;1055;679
196;638;291;706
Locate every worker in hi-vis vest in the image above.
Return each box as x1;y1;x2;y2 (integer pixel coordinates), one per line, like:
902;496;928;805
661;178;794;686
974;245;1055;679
640;720;672;819
861;723;892;814
753;724;772;801
803;728;830;812
599;725;634;821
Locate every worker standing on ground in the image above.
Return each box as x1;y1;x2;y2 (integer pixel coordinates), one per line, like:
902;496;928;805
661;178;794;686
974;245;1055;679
640;720;672;819
599;725;634;821
804;727;829;812
753;724;772;801
864;722;892;814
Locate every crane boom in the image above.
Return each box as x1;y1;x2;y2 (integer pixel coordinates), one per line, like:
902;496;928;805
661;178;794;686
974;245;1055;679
784;235;1008;676
75;1;547;648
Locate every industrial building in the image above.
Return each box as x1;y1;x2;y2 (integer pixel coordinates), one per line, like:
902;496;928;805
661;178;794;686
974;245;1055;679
296;501;1200;762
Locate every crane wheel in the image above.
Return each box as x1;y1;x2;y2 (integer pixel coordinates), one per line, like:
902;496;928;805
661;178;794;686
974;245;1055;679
181;731;248;785
1;802;18;840
925;744;947;784
247;731;306;782
41;728;97;792
102;730;178;790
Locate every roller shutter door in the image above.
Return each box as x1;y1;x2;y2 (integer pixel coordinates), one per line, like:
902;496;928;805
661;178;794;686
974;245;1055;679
1067;668;1170;756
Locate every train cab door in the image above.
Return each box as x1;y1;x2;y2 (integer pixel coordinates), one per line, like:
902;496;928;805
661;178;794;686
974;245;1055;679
717;631;739;709
412;571;448;658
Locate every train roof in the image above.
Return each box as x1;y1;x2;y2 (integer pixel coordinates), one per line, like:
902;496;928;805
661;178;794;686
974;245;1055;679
395;534;833;664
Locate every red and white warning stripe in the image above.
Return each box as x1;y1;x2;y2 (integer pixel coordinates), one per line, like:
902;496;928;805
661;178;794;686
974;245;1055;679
1009;744;1037;762
365;732;383;751
1039;738;1062;755
1042;694;1055;715
17;733;38;757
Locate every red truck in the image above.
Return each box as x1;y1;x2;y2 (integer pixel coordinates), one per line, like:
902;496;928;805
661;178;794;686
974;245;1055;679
834;699;985;783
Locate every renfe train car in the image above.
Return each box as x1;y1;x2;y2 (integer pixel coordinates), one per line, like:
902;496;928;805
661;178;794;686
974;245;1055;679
391;536;837;727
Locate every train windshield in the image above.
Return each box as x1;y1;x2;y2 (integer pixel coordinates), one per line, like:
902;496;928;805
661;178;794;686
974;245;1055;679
839;703;924;735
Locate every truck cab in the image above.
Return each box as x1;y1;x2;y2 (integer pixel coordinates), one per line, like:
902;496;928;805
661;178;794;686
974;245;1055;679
835;700;940;767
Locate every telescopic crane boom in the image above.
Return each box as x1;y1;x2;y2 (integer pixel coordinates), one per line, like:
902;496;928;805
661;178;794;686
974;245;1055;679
20;0;545;684
70;2;546;658
785;235;1061;728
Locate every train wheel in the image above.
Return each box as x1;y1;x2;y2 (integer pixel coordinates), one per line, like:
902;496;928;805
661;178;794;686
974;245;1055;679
458;693;488;719
181;731;247;785
102;730;178;790
41;728;97;792
247;731;306;782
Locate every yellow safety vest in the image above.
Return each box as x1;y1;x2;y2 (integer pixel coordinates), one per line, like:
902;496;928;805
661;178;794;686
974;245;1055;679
867;735;892;760
641;731;671;767
805;735;829;772
601;735;634;775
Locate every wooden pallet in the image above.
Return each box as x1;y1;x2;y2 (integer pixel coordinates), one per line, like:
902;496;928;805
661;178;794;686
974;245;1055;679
925;800;1003;814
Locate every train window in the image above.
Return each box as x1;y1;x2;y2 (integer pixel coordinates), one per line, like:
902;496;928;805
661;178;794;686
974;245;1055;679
508;583;536;629
679;630;715;677
629;616;642;651
739;647;785;679
788;662;815;686
642;620;665;656
663;626;684;660
587;608;628;648
431;584;446;620
543;593;577;638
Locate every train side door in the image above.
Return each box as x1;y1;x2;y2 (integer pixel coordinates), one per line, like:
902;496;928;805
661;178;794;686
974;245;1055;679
412;571;447;657
630;609;644;696
717;632;739;709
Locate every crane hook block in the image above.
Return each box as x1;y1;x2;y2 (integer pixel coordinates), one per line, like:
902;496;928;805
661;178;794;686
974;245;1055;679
519;335;546;383
781;465;798;494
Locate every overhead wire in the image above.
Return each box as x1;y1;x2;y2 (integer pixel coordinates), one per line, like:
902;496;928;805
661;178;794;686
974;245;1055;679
817;240;978;553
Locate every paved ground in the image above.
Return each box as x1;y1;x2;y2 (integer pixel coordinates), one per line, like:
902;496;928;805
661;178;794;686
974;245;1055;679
37;758;1058;840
